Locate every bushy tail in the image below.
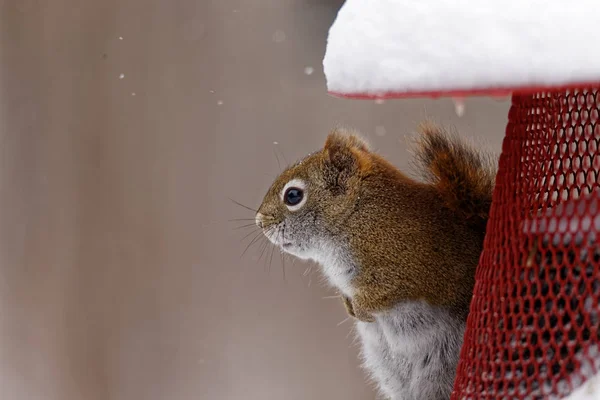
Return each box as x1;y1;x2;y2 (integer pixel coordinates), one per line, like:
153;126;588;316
413;122;497;223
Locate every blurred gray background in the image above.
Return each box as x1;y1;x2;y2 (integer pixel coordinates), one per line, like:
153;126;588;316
0;0;509;399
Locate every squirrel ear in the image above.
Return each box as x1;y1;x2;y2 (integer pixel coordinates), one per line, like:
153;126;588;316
323;129;370;189
325;128;370;153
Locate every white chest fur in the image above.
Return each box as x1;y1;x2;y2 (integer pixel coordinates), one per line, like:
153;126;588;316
308;243;357;297
355;301;465;400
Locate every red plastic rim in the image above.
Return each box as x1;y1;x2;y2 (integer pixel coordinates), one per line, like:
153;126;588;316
327;81;600;100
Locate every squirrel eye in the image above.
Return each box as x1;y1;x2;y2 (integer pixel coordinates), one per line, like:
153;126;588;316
284;187;304;206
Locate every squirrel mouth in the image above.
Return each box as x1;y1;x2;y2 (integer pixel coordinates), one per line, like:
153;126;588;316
281;242;293;248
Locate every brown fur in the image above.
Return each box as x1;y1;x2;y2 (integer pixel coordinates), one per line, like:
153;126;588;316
258;124;497;321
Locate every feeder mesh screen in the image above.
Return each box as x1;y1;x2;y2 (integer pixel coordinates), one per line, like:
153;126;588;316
451;88;600;399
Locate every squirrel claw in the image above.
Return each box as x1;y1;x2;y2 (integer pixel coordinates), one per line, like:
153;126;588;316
342;295;375;323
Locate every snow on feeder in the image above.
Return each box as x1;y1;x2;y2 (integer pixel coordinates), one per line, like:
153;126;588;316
323;1;600;399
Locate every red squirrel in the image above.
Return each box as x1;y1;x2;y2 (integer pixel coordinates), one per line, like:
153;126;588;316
255;123;496;400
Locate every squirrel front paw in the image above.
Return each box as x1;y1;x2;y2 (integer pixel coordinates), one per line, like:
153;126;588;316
342;295;375;323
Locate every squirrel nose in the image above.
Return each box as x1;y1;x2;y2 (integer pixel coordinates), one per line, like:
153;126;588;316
255;212;264;229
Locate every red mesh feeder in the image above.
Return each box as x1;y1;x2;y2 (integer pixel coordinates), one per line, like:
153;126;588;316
453;90;600;399
323;1;600;398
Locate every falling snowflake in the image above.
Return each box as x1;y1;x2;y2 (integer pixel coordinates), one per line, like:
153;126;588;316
272;30;286;43
375;126;386;136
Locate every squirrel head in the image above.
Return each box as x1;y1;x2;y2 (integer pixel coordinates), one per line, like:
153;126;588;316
255;129;371;262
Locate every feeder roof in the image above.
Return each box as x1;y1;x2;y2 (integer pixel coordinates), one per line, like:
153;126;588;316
323;0;600;99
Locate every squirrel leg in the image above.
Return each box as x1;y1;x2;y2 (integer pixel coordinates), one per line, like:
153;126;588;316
342;295;375;323
342;295;356;317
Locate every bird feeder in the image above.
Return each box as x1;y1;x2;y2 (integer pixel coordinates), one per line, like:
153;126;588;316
323;1;600;398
